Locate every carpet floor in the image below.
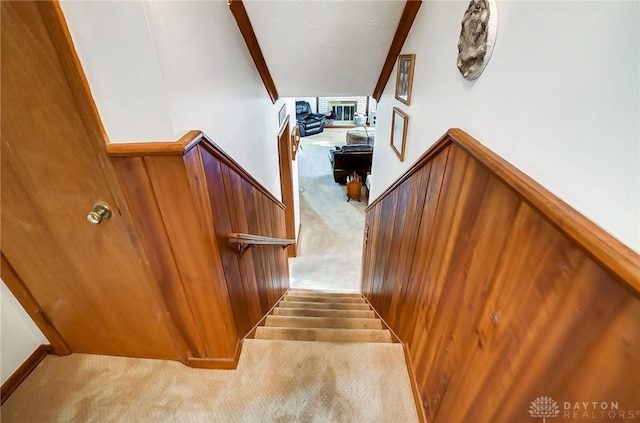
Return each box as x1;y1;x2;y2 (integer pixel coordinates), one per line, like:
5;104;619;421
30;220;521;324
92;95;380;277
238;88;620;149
1;339;418;422
290;128;367;293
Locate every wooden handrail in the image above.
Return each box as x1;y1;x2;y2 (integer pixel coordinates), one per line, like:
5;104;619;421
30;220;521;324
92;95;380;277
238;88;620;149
227;233;295;256
368;128;640;296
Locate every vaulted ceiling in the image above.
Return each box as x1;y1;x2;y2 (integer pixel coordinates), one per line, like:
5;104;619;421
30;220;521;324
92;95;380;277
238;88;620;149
233;0;420;101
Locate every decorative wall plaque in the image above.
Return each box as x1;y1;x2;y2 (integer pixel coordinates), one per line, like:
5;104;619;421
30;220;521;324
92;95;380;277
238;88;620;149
457;0;498;80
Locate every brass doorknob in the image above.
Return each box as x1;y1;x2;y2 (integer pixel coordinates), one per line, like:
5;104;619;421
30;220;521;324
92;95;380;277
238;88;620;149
87;203;112;225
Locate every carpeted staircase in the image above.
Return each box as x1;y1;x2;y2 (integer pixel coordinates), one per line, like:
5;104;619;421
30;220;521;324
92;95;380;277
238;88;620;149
254;289;393;343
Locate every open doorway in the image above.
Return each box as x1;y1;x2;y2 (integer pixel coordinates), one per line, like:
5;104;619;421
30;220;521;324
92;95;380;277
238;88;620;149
291;128;372;292
278;97;377;292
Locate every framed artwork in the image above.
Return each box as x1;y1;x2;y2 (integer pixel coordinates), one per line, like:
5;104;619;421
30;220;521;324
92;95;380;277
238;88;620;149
278;103;287;128
390;107;408;162
291;126;301;160
395;54;415;105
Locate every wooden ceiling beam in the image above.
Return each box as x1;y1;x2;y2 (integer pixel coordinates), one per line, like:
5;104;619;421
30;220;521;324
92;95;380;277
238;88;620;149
372;0;422;101
228;0;279;103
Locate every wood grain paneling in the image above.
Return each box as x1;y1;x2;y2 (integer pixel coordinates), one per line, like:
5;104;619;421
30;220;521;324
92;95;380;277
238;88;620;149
201;141;290;335
110;132;289;368
109;157;200;359
362;129;640;422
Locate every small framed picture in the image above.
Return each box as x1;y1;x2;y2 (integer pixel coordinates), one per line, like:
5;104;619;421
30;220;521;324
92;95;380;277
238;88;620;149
278;103;287;128
395;54;415;106
391;107;408;162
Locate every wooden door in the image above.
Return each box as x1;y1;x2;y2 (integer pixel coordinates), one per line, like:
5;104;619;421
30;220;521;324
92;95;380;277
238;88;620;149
1;1;181;360
277;119;297;257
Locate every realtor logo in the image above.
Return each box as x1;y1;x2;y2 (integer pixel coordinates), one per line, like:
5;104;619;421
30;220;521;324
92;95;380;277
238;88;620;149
530;396;560;422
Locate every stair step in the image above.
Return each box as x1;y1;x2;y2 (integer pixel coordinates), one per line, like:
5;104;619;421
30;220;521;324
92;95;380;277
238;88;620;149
287;289;363;299
265;315;383;329
284;294;366;304
255;327;392;343
272;307;375;319
278;301;370;311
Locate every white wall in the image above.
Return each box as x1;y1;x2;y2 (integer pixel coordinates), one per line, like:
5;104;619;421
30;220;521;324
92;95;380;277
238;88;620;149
1;281;48;385
60;0;285;198
371;1;640;252
59;1;174;143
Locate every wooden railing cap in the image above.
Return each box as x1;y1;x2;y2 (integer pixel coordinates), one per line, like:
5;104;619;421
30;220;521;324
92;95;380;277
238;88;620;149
105;130;203;156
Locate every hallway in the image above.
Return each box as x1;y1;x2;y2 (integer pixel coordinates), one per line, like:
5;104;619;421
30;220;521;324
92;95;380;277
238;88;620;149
290;129;368;293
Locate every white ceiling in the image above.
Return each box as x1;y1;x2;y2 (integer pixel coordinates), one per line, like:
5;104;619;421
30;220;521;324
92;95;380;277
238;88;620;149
243;0;406;98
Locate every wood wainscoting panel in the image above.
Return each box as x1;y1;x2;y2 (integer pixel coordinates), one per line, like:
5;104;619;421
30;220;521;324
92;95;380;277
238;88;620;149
110;157;202;359
145;153;239;360
362;129;640;422
110;133;290;366
198;142;290;337
111;151;239;364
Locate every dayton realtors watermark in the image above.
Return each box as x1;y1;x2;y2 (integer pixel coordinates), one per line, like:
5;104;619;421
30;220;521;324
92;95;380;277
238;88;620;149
529;396;640;421
563;402;639;420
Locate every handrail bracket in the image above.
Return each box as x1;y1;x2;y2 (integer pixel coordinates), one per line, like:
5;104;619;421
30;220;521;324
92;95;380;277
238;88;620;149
236;243;255;256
